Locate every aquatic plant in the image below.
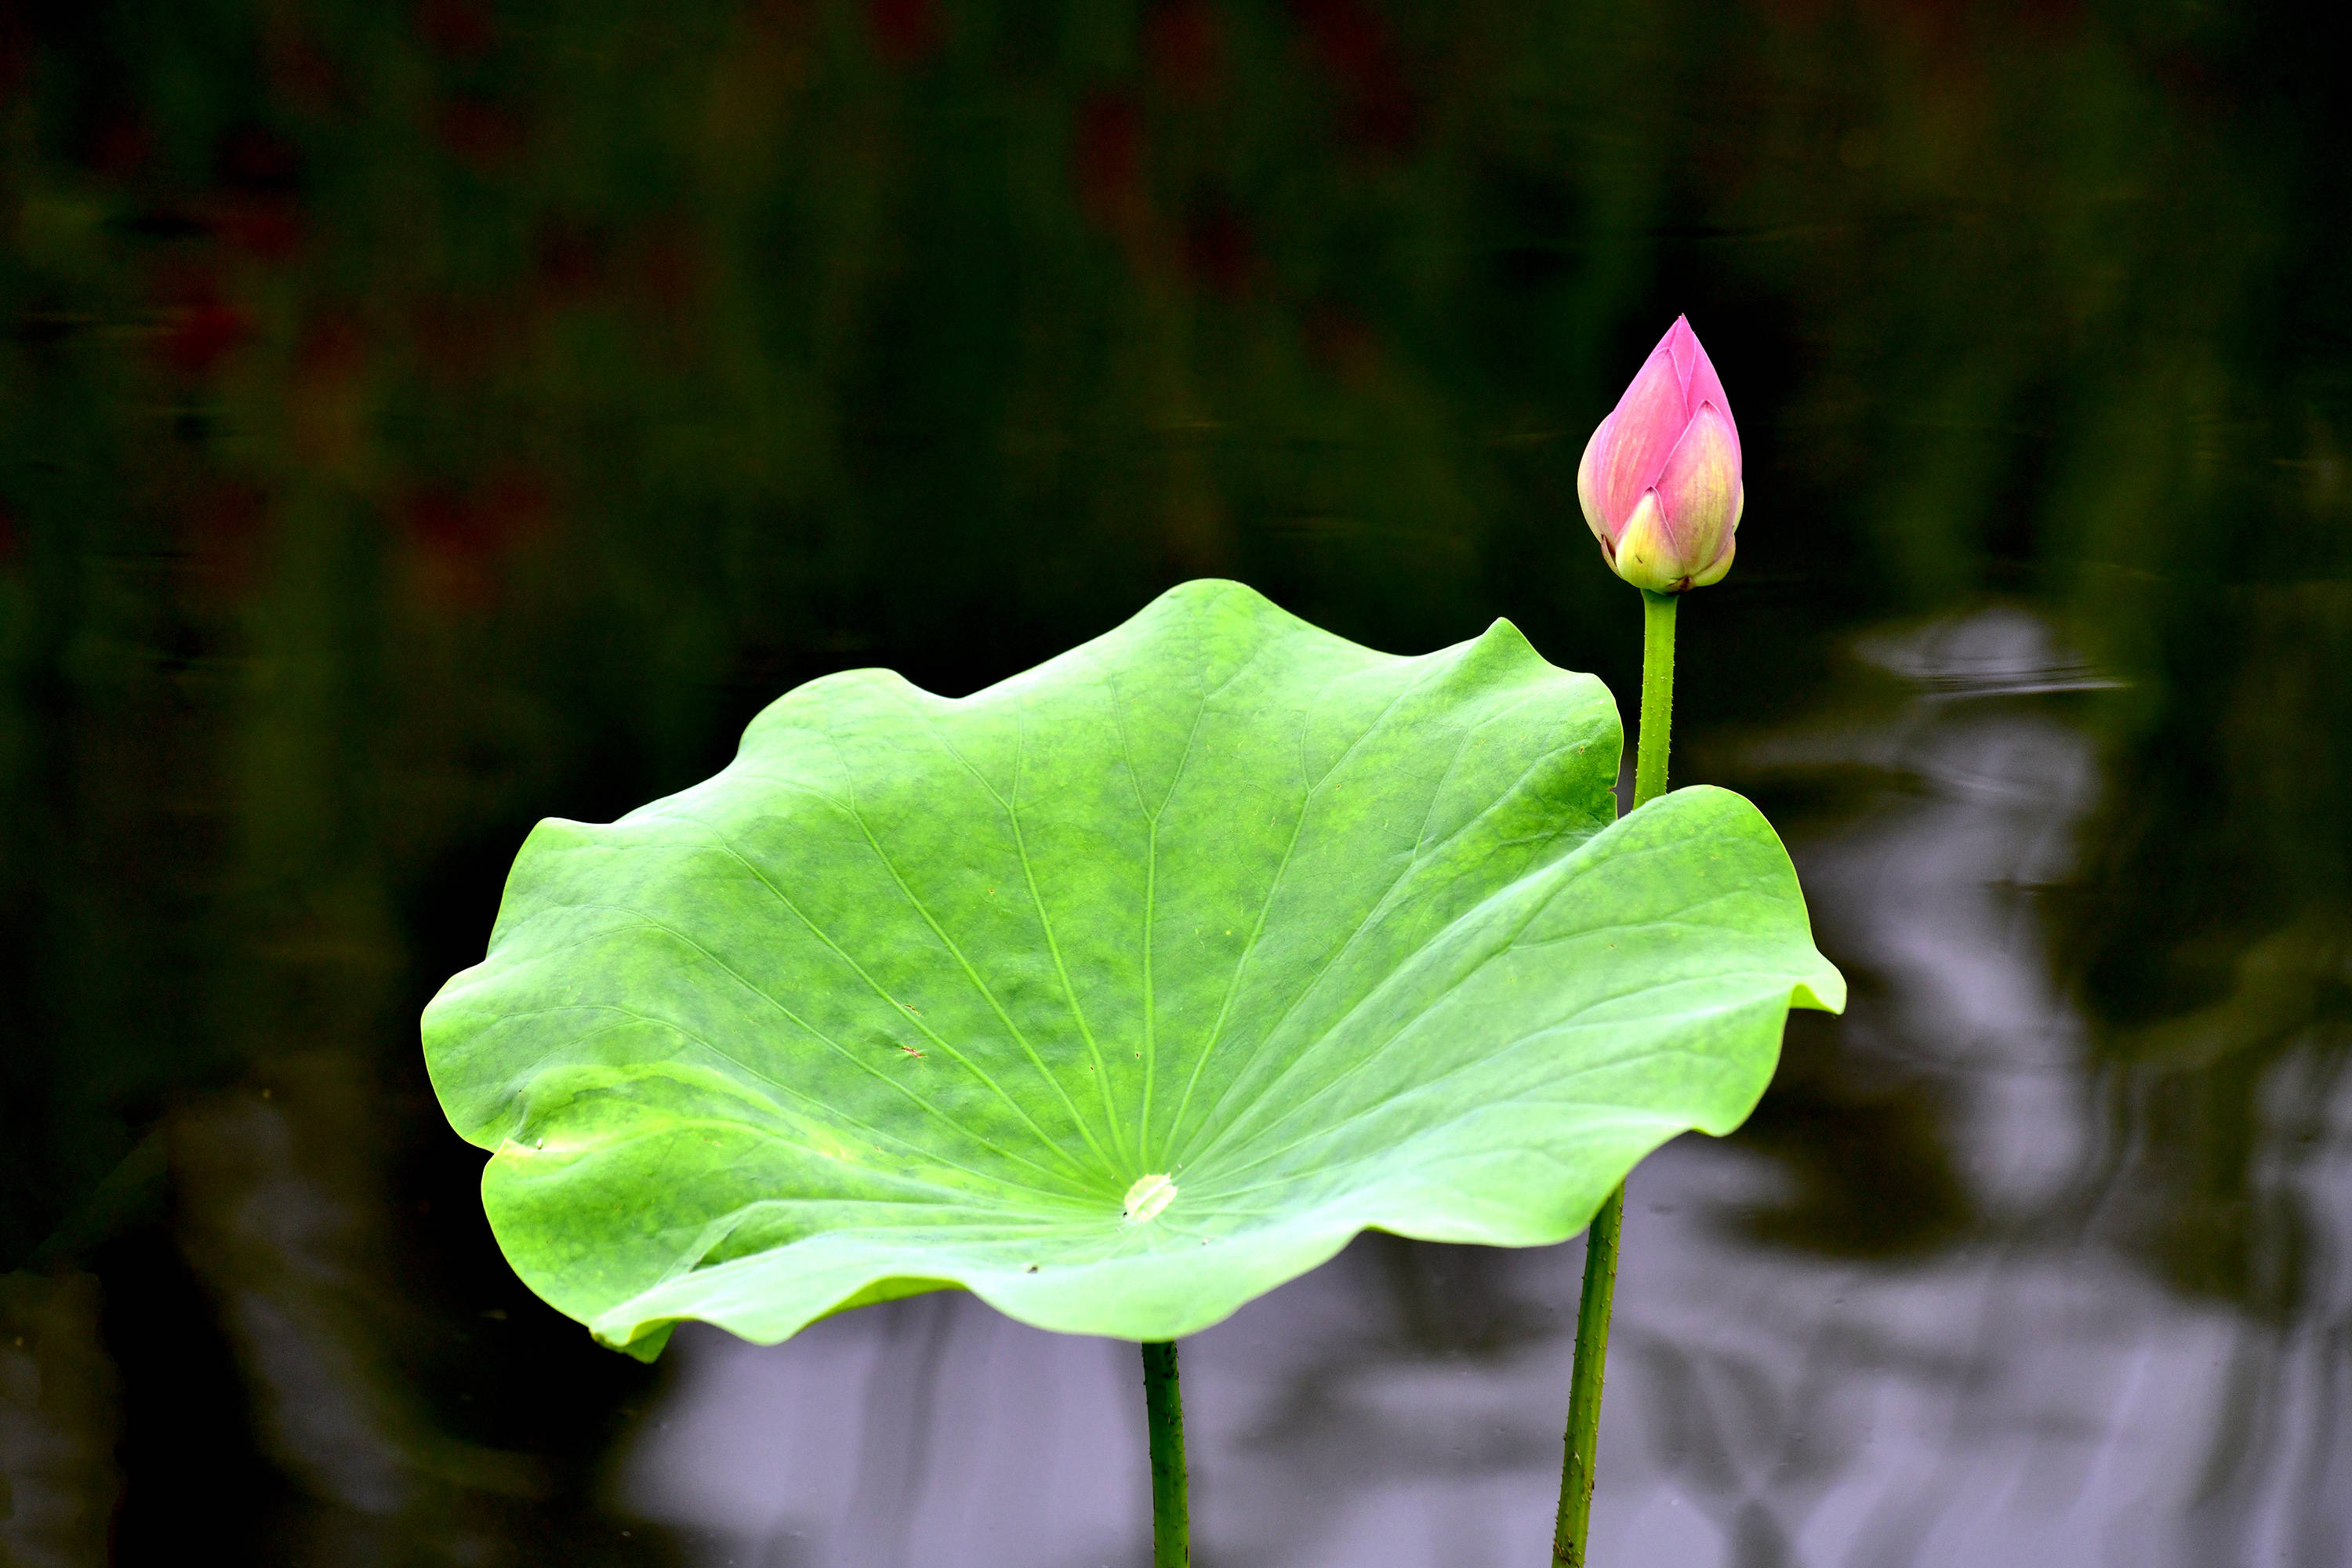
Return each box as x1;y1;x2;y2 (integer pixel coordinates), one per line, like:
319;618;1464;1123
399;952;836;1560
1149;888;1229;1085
1552;314;1755;1566
424;567;1836;1563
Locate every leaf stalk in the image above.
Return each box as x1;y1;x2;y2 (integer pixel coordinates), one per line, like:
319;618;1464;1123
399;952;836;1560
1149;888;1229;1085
1551;587;1677;1566
1142;1339;1189;1566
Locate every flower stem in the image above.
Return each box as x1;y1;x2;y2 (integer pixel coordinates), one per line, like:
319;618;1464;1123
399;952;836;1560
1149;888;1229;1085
1551;587;1678;1567
1142;1340;1189;1566
1632;589;1677;811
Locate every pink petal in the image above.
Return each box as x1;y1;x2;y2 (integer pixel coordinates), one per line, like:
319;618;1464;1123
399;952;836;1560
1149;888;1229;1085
1657;316;1700;404
1595;341;1686;529
1577;412;1613;543
1653;401;1740;576
1675;321;1739;467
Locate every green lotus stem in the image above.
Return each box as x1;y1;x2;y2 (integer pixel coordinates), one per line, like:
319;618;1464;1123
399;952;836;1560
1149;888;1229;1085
1551;588;1677;1566
1142;1340;1189;1566
1632;590;1676;812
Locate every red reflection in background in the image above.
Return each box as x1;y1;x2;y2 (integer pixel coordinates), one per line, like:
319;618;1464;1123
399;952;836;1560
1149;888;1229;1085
151;272;253;380
437;93;529;169
535;217;614;302
213;125;306;263
89;112;154;182
1073;93;1145;229
397;471;553;607
416;0;497;61
177;481;273;604
1145;0;1224;101
868;0;940;64
1182;194;1257;299
1291;0;1420;157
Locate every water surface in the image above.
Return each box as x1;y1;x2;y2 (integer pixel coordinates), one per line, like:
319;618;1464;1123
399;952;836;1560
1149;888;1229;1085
2;3;2347;1564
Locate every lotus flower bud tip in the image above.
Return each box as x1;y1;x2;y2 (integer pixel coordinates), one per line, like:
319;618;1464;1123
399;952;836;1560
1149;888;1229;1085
1577;315;1744;593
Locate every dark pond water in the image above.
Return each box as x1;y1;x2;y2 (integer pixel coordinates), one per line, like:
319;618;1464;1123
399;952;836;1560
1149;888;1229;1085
4;2;2350;1564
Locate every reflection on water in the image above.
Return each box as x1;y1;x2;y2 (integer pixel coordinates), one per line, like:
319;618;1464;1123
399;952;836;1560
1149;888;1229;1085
5;0;2350;1563
0;1273;118;1568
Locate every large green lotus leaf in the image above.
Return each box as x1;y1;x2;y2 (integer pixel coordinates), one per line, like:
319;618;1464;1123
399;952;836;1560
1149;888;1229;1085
424;579;1842;1357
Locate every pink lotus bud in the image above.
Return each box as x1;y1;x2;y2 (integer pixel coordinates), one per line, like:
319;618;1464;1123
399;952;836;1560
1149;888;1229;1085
1577;316;1743;593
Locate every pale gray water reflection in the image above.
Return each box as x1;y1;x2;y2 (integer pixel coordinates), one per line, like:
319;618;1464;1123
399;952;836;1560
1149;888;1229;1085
616;612;2352;1567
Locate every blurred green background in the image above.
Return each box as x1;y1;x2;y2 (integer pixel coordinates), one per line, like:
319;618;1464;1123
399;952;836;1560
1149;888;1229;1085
2;0;2349;1563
